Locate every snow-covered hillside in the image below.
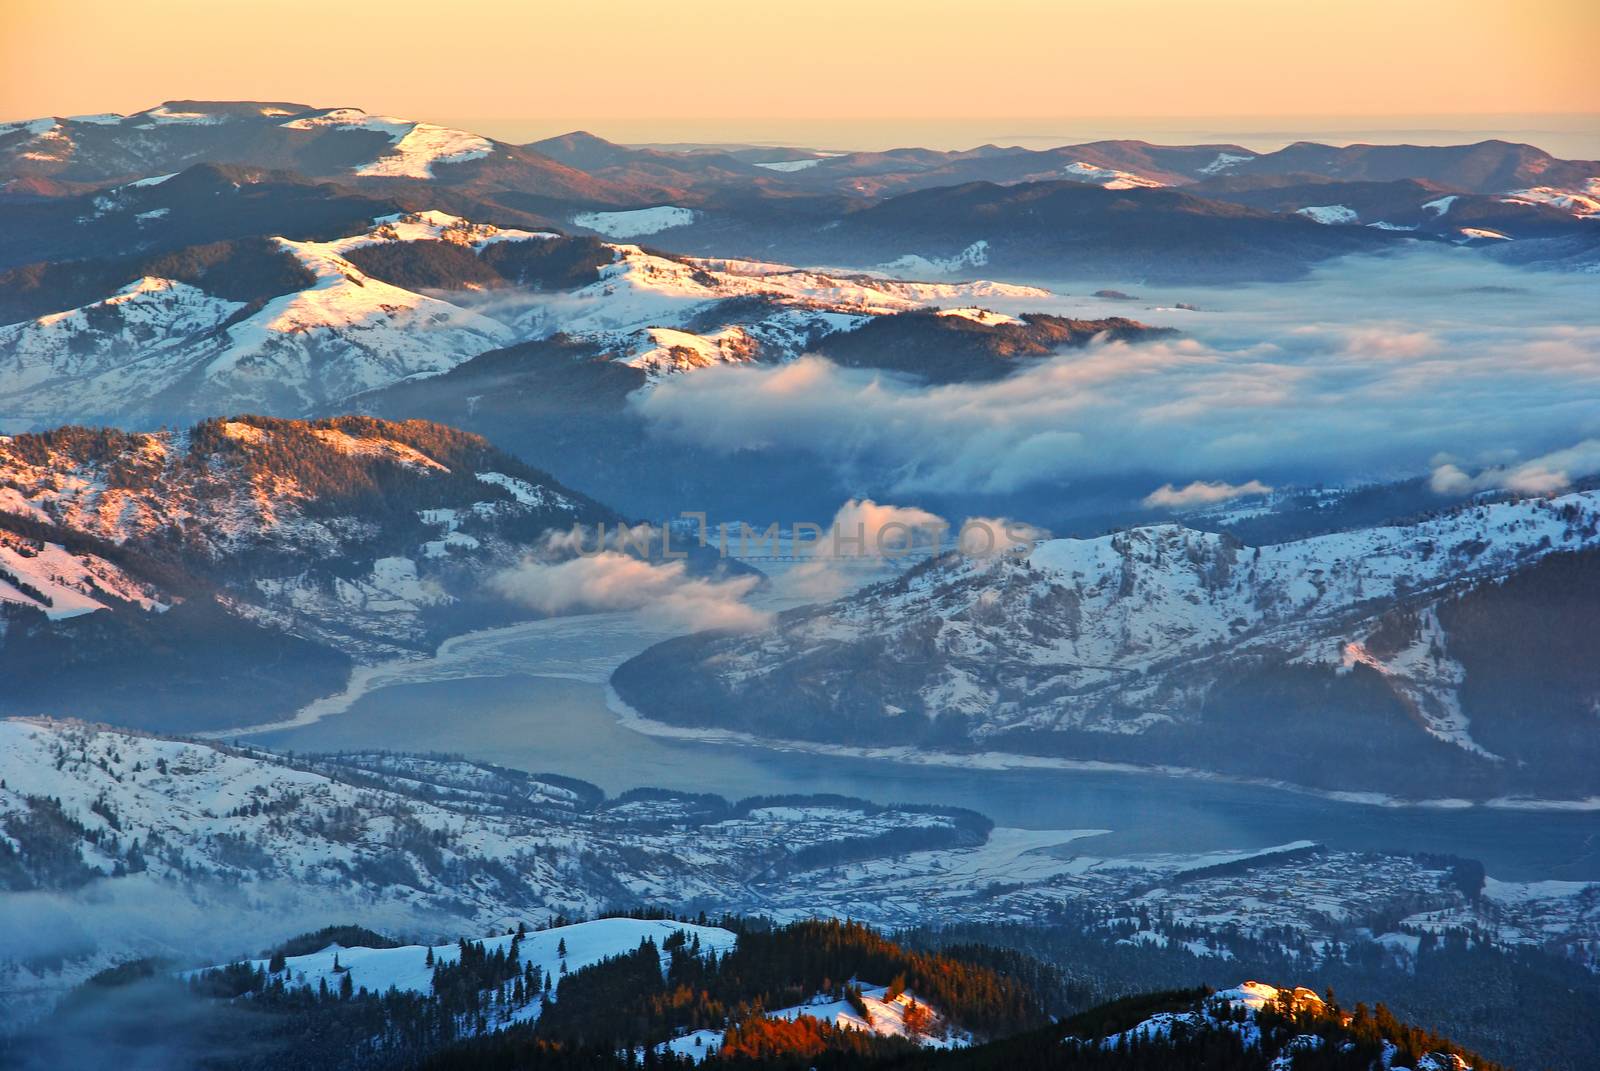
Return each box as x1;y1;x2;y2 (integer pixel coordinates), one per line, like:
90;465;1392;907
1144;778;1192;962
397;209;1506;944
1296;204;1361;225
0;212;543;425
572;205;698;237
0;529;165;620
1091;982;1326;1049
0;206;1053;424
507;242;1046;356
770;984;969;1048
0;416;609;695
3;717;1594;1032
1072;982;1486;1071
614;491;1600;793
1059;161;1165;189
0;718;993;1018
1502;179;1600;217
280;108;493;178
194;917;737;1034
0;102;504;187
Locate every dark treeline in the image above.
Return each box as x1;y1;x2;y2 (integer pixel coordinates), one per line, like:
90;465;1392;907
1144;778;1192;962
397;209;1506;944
2;911;1539;1071
533;918;1042;1051
902;908;1600;1071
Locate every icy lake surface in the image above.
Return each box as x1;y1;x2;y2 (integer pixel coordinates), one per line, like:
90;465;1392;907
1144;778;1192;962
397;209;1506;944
257;605;1600;882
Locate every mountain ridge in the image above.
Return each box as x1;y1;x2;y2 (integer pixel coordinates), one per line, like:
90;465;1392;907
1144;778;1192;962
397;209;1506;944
613;492;1600;797
0;414;616;729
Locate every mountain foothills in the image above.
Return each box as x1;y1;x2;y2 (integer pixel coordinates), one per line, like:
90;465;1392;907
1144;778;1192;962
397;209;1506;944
4;719;1596;1068
616;491;1600;798
0;416;621;728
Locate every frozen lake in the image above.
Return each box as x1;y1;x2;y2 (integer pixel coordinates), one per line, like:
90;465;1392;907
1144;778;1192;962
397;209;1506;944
256;607;1600;882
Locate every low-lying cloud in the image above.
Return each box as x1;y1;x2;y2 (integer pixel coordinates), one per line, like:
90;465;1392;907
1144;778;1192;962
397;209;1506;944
630;249;1600;501
1430;438;1600;495
770;500;1047;599
820;499;947;556
1144;478;1273;509
491;552;769;633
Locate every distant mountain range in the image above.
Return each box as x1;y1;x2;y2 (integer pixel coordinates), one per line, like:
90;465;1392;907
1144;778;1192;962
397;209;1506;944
0;101;640;211
11;106;1592;519
0;187;1179;517
4;102;1596;284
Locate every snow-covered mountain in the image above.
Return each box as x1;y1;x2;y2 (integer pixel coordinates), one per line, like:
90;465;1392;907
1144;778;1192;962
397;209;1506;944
0;206;1058;428
0;416;615;729
0;101;641;206
0;212;531;426
614;492;1600;796
496;241;1047;364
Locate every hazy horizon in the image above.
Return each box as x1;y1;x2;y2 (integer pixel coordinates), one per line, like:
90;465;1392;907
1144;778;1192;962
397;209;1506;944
5;0;1597;139
5;104;1598;159
446;113;1600;159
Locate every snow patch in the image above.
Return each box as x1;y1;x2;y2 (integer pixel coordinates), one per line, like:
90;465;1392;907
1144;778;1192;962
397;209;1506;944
282;109;492;179
1060;161;1165;189
769;985;969;1049
1295;205;1360;225
572;206;698;238
936;307;1024;326
877;240;991;276
1500;184;1600;217
1199;152;1253;175
754;158;823;172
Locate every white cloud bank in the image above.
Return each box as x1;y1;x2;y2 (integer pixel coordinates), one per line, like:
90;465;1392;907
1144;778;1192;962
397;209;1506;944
1430;439;1600;495
1143;479;1273;509
491;553;769;633
630;249;1600;498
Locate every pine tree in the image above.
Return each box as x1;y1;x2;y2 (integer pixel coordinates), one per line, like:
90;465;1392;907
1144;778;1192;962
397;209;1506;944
426;945;435;968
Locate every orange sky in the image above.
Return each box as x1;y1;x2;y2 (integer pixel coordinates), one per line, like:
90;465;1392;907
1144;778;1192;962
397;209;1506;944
3;0;1596;127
